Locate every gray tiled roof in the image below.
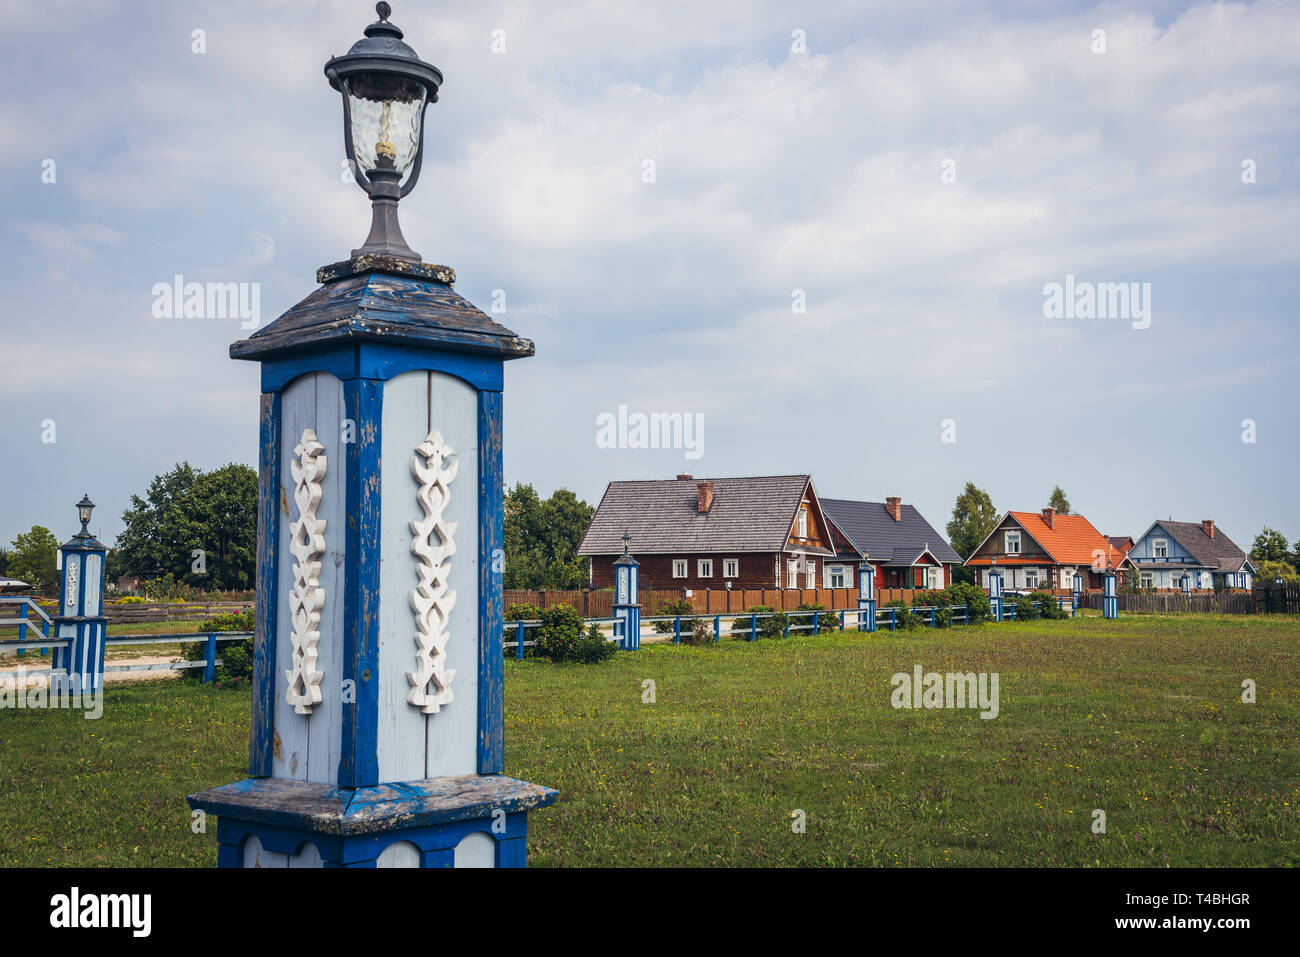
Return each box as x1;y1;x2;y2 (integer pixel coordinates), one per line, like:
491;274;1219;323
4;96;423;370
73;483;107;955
577;475;824;555
1150;521;1254;572
820;499;962;565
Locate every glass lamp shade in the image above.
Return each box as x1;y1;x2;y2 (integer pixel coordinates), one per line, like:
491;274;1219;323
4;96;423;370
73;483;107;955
76;495;95;529
345;72;427;177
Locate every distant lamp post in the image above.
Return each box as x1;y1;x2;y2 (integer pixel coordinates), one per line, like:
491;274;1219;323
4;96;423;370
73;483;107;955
326;1;443;261
613;532;640;651
52;494;108;696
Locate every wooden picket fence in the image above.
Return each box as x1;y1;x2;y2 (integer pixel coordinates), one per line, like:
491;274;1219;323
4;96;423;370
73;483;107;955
1081;590;1263;615
16;600;255;624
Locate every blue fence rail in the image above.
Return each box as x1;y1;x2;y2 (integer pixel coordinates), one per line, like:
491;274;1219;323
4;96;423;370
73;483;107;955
503;597;1078;655
0;631;253;683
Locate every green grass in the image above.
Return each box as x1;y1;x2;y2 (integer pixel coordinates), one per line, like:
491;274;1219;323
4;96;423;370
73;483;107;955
1;615;1296;866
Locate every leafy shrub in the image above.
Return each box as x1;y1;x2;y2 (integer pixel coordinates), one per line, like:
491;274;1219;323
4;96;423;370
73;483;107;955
909;590;951;628
532;605;615;664
1010;595;1038;621
680;616;714;645
114;596;148;604
795;603;839;634
729;605;787;640
880;599;919;630
653;598;695;634
948;581;992;624
143;573;201;603
1031;591;1070;620
179;610;254;686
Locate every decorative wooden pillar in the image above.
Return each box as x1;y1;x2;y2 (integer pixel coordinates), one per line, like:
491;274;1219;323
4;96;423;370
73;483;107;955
1102;570;1118;619
1072;573;1082;614
988;565;1004;622
187;255;556;867
857;564;876;632
51;495;107;696
612;535;640;650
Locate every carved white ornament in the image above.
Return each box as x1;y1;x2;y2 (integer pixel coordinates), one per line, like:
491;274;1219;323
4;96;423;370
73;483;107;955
285;429;327;715
408;431;458;713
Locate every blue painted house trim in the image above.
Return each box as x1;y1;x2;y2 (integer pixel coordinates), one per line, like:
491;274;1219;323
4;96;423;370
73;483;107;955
250;391;281;777
339;378;384;787
260;342;504;395
477;389;505;774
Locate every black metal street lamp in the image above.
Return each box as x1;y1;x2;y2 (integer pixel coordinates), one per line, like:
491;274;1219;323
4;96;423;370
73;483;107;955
75;494;95;539
326;2;443;262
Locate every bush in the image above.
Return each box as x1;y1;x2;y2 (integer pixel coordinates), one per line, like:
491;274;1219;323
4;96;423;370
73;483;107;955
1031;591;1070;620
1010;595;1038;621
795;603;839;634
143;573;201;603
680;616;714;645
880;599;919;630
532;605;616;664
728;605;787;640
653;598;694;634
948;581;992;624
178;610;255;686
114;596;148;604
909;590;951;628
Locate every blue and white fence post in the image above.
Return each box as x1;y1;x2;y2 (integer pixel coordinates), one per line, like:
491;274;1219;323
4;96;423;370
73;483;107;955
50;495;108;699
613;544;641;651
1103;570;1118;619
1181;574;1192;595
187;15;557;863
1072;573;1082;617
858;564;876;633
988;566;1004;623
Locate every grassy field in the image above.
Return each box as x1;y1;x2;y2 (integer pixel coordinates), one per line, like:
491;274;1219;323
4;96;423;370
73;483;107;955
1;614;1296;867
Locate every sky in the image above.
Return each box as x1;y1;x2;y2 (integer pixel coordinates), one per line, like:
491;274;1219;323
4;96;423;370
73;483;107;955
1;0;1297;555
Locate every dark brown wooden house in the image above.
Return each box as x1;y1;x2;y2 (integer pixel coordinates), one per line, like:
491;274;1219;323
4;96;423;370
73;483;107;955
577;474;864;593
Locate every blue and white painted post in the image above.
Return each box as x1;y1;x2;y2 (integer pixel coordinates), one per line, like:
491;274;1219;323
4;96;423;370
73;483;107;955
1102;570;1118;619
188;5;556;868
858;563;876;632
1181;573;1192;595
612;533;641;650
1072;573;1083;616
988;563;1004;623
51;495;107;698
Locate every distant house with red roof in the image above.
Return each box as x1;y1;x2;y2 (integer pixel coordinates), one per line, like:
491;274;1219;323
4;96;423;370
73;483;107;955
964;507;1130;592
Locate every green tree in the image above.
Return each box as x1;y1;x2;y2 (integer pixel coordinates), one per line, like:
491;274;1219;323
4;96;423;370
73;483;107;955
1256;559;1298;584
946;482;1000;561
8;526;60;594
1250;527;1291;565
0;546;9;577
503;483;594;589
114;462;257;591
1048;486;1071;515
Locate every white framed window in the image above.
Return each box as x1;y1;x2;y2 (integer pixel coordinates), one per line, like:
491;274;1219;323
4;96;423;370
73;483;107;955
1140;573;1153;589
698;559;713;578
797;508;808;539
1153;539;1168;559
723;558;739;578
787;561;799;588
1024;568;1039;589
1005;530;1021;554
672;559;687;578
806;561;816;588
926;567;942;589
827;565;846;589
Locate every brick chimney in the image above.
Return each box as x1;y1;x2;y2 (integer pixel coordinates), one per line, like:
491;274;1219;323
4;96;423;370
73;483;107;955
886;497;902;522
1042;506;1056;529
676;473;693;481
697;481;714;513
1201;519;1215;539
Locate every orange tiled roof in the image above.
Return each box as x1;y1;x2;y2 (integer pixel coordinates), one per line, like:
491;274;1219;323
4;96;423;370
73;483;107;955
1006;511;1113;565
